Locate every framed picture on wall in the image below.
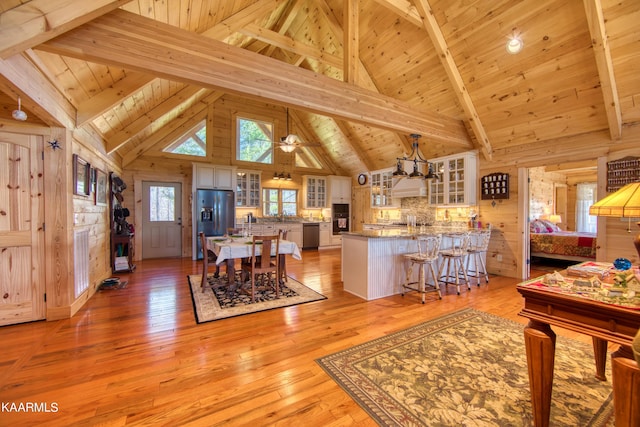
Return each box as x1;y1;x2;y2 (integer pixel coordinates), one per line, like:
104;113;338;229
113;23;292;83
73;154;91;196
95;168;108;206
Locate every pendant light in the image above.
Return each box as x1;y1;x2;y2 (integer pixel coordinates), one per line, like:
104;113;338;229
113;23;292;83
393;134;439;180
12;96;27;121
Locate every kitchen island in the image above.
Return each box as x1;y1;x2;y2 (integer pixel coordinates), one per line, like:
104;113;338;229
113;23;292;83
341;228;486;300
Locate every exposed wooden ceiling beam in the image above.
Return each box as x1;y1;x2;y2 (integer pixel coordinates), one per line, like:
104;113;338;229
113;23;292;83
105;86;213;154
262;0;304;58
371;0;422;27
76;0;282;131
76;72;154;127
0;53;75;128
238;23;343;69
202;0;286;41
544;160;597;173
413;0;493;161
334;120;376;172
343;0;359;84
582;0;622;140
39;9;471;147
121;92;222;167
0;0;131;59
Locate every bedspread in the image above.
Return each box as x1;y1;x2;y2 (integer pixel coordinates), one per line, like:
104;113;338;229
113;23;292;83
530;231;597;259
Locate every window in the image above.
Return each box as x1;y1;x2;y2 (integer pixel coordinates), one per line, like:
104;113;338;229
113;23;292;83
163;120;206;157
237;117;273;164
576;182;597;233
282;189;298;215
149;185;175;221
262;188;298;217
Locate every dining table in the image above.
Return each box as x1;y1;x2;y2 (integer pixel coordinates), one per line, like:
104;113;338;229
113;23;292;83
206;235;302;285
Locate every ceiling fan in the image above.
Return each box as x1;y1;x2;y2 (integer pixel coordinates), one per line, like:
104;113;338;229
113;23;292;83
275;108;321;152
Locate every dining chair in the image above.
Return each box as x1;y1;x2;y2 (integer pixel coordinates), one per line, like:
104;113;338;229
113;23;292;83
401;234;442;303
199;232;223;293
278;229;289;283
241;234;280;302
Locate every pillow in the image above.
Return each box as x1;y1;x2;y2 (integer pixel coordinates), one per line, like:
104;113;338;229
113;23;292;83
539;219;561;233
530;219;548;233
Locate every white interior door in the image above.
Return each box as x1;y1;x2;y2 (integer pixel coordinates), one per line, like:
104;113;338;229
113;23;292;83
0;132;45;325
142;181;182;259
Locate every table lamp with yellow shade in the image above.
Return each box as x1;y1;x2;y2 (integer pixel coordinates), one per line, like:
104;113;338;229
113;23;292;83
589;181;640;262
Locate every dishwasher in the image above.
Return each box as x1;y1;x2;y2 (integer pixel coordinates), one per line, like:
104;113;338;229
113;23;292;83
302;223;320;249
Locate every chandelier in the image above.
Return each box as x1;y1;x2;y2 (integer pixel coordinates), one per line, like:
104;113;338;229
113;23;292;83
392;134;438;180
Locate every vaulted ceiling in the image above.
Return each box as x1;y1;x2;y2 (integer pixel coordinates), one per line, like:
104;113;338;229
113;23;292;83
0;0;638;176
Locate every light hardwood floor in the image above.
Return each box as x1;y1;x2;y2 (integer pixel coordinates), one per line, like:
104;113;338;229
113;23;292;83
0;249;595;426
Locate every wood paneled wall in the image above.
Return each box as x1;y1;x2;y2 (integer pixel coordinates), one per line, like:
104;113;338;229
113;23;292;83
125;94;341;260
477;165;522;279
70;128;122;315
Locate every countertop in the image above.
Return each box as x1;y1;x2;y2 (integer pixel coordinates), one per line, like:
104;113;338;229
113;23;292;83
243;217;331;224
343;227;489;239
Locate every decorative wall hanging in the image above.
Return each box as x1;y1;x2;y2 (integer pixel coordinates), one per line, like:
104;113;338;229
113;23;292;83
606;156;639;193
481;172;509;200
48;139;61;150
73;154;91;196
94;168;108;206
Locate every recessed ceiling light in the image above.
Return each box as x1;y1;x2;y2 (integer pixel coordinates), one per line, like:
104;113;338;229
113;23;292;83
506;35;524;54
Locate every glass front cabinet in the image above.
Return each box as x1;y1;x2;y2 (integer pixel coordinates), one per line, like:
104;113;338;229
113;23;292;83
236;170;261;207
429;151;477;206
303;175;327;208
370;168;397;207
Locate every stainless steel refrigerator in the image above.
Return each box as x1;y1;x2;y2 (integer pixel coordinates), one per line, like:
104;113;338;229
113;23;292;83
195;189;235;260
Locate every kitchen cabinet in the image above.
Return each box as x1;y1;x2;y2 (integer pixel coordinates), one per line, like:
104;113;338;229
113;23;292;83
370;168;398;207
287;223;303;248
429;151;477;206
255;223;277;236
330;176;352;203
193;163;235;190
303;175;328;208
319;222;332;247
276;223;303;248
236;170;261;207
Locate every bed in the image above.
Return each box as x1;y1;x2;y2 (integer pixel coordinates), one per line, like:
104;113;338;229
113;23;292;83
529;219;597;262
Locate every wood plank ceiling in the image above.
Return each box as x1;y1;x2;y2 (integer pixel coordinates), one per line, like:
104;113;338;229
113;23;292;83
0;0;639;175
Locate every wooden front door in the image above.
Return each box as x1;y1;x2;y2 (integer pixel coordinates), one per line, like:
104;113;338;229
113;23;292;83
141;181;182;259
0;132;45;326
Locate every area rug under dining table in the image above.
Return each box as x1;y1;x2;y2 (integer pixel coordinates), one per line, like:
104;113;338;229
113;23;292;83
316;308;614;426
188;273;326;323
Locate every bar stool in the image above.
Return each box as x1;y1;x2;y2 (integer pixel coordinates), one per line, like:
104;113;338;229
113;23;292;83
466;229;491;285
438;232;471;295
401;234;442;303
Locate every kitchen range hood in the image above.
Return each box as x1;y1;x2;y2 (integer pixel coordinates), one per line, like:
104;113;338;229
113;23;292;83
391;176;428;198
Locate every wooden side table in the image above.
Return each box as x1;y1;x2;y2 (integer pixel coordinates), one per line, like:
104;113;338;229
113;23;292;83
517;282;640;427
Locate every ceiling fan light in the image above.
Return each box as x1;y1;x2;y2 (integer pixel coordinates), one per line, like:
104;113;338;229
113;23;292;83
285;134;298;144
279;144;296;153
